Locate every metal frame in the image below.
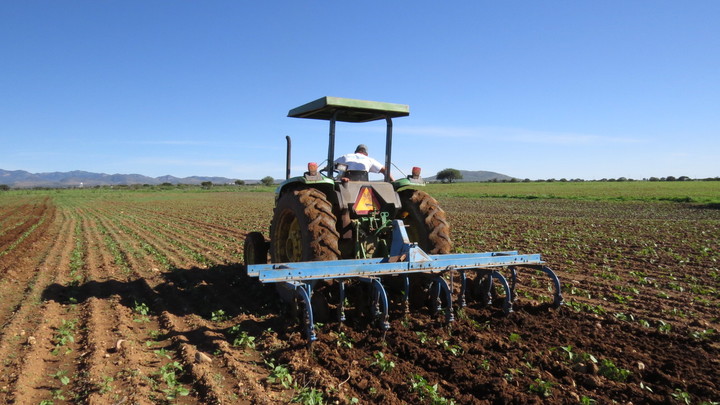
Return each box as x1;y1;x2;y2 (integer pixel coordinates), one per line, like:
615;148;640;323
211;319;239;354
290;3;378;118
288;97;409;183
247;220;564;342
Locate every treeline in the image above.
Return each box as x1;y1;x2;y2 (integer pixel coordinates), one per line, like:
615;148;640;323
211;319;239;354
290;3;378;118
0;182;272;191
427;176;720;184
2;176;719;191
507;176;720;183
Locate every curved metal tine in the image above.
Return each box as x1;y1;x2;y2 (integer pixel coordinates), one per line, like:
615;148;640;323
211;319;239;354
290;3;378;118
509;266;518;302
370;278;390;330
293;283;317;342
538;265;564;307
402;275;410;314
490;271;513;314
432;275;455;323
338;281;346;322
479;271;493;306
371;282;380;317
459;270;467;308
430;277;442;314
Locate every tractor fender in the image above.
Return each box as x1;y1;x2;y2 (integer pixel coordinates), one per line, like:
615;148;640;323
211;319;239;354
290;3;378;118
275;176;336;203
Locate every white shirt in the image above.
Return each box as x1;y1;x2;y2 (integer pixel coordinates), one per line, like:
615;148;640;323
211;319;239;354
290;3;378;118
334;153;384;173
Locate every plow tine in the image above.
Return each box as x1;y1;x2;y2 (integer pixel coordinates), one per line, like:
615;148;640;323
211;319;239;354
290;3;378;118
338;281;346;322
361;277;390;330
479;273;493;306
536;265;564;307
402;276;410;314
510;266;518;302
288;282;317;342
459;270;467;308
431;275;454;322
489;271;514;314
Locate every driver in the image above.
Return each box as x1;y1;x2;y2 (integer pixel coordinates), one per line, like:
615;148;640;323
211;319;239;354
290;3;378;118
334;144;393;181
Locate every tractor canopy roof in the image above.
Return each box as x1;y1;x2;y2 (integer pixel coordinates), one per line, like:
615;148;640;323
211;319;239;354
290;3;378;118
288;97;409;123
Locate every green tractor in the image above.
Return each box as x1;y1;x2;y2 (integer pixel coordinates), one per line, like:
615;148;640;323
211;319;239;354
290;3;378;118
245;96;451;267
243;97;452;326
244;97;564;341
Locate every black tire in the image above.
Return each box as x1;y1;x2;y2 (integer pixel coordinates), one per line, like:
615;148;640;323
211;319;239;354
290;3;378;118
270;188;340;326
244;231;268;267
398;189;452;254
270;188;341;263
396;190;452;310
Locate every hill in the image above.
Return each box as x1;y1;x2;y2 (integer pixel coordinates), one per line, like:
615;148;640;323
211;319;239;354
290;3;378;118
0;169;240;188
425;169;514;182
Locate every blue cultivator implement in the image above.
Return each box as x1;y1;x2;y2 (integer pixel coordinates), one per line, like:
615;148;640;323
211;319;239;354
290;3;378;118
248;220;563;342
243;97;563;342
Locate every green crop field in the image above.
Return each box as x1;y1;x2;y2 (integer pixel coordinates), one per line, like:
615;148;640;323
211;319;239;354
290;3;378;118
0;181;718;404
5;179;719;203
425;180;720;203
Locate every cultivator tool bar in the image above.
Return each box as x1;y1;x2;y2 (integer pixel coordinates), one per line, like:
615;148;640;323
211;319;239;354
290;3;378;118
247;221;564;342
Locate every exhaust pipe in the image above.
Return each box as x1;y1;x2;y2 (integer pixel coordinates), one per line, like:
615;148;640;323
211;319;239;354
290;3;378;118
285;135;291;180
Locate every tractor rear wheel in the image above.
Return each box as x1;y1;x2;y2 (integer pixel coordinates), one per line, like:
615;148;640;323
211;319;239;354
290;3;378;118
270;188;340;325
398;189;452;254
398;189;452;310
270;188;341;262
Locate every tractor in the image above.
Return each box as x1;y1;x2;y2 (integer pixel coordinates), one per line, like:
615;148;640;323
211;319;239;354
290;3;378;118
245;97;562;342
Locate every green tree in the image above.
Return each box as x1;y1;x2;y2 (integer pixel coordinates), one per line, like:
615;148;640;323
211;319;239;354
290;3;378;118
0;184;9;191
234;179;245;186
261;176;275;186
201;181;213;189
436;168;463;183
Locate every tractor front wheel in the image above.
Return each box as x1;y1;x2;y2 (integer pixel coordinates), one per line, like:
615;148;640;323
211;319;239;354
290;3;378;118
244;231;268;268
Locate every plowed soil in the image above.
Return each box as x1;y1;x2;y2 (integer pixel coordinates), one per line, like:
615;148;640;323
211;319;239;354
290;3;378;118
0;190;718;404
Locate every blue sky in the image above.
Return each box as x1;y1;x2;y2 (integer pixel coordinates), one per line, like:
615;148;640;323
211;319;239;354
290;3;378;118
2;1;718;180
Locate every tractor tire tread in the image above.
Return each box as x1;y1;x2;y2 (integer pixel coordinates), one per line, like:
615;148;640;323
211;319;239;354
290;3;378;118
270;187;341;262
403;189;452;254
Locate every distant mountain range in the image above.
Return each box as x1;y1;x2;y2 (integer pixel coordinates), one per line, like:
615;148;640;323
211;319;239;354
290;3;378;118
1;168;514;188
425;170;514;182
0;169;241;188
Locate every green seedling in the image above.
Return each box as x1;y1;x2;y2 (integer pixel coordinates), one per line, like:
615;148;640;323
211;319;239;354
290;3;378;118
690;328;715;341
133;301;151;323
50;370;70;386
211;309;230;322
291;385;324;405
99;376;115;394
371;351;395;373
580;396;597;404
153;348;172;359
671;389;692;405
156;361;189;401
51;319;77;355
409;374;455;405
228;326;255;349
265;360;293;389
598;358;631;382
529;378;554;397
334;331;354;348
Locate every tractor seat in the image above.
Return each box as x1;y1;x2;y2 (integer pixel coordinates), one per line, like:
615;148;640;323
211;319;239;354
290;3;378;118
344;170;369;181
